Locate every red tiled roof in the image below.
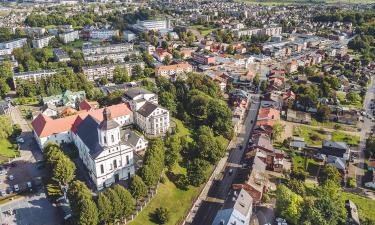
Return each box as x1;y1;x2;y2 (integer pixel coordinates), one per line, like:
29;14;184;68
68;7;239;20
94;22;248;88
79;100;99;111
32;103;132;138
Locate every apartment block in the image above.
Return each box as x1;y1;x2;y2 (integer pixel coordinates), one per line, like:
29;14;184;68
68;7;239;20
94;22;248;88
0;38;27;51
59;30;79;44
82;61;145;81
32;36;54;49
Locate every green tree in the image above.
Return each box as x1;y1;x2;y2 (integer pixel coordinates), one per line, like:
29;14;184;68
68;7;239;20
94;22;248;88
276;185;304;225
52;156;76;186
253;73;260;87
318;165;341;186
365;135;375;158
0;78;9;97
113;185;135;219
159;91;177;114
68;180;98;225
193;126;225;164
113;66;130;84
187;158;210;186
165;134;182;169
97;192;112;224
153;207;170;224
346;91;361;104
272;122;285;141
99;76;109;85
316;105;331;122
163;55;171;65
0;115;13;139
129;175;148;200
106;188;122;221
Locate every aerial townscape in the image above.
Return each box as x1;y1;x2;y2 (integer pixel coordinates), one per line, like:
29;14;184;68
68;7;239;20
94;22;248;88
0;0;375;225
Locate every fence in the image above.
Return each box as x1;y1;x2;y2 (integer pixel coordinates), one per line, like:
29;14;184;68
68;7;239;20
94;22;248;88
122;182;160;224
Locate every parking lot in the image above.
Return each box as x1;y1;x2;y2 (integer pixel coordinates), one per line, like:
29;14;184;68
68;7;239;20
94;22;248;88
0;190;62;225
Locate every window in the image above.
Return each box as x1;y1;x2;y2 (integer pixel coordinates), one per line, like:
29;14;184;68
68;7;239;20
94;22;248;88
104;136;107;144
126;155;129;165
113;160;117;169
111;135;114;143
100;165;104;174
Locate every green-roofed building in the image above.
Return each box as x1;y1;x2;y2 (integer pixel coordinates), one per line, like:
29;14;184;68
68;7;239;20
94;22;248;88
42;90;86;108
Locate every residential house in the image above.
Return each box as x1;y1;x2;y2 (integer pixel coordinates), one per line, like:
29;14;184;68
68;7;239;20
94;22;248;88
42;90;86;108
41;103;58;117
321;140;350;160
261;92;283;109
286;109;311;124
211;188;253;225
257;107;280;126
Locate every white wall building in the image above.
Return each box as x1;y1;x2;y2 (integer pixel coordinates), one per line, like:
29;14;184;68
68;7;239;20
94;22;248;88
82;61;145;81
133;19;171;32
32;36;54;49
90;29;119;40
0;38;27;51
13;70;57;87
59;30;79;44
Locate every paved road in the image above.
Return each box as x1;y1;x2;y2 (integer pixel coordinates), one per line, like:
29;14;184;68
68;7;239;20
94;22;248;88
1;106;62;225
353;75;375;187
189;95;261;225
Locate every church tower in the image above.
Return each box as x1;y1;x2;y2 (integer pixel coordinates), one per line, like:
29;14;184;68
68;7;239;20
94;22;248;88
98;107;121;147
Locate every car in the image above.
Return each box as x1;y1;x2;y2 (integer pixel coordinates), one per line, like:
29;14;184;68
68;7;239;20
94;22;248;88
27;181;32;189
16;137;24;143
228;169;233;175
0;189;6;196
8;175;14;180
13;184;19;192
4;97;11;102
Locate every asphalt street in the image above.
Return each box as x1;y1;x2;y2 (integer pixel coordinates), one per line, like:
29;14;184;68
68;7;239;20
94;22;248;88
190;95;261;225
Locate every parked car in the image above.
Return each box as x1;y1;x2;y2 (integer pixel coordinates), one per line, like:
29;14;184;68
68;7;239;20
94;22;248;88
8;175;14;180
27;181;32;189
16;137;24;143
13;184;19;192
228;169;233;175
0;189;6;196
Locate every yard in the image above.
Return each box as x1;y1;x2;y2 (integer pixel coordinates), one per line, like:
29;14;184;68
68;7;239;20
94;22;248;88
342;192;375;221
292;155;321;176
331;131;360;146
293;125;328;147
336;91;362;109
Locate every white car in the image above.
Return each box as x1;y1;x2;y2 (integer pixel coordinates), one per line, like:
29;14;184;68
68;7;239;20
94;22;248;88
8;175;14;180
16;137;24;143
27;181;32;189
13;184;19;192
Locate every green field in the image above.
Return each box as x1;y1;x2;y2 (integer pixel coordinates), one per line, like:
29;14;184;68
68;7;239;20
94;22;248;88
293;125;328;147
0;139;19;160
189;25;215;36
331;131;360;146
342;192;375;221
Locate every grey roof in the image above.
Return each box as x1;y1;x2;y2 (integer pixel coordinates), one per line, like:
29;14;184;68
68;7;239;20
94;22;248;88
42;103;57;112
225;188;253;217
98;119;119;130
123;130;141;147
323;140;349;150
137;101;158;117
75;115;103;159
124;87;153;99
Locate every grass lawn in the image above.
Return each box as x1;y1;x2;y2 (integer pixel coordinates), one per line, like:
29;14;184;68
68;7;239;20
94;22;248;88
331;131;360;146
189;25;215;36
310;119;357;132
0;139;19;158
293;125;328;147
342;192;375;221
128;164;210;225
66;39;84;49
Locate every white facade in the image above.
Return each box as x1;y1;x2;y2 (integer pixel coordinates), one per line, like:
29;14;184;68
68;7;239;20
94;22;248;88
82;61;145;81
136;104;170;135
13;70;57;87
124;30;136;42
133;19;170;31
90;29;119;40
0;38;27;51
59;31;79;44
0;48;12;56
82;43;134;55
32;36;54;49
